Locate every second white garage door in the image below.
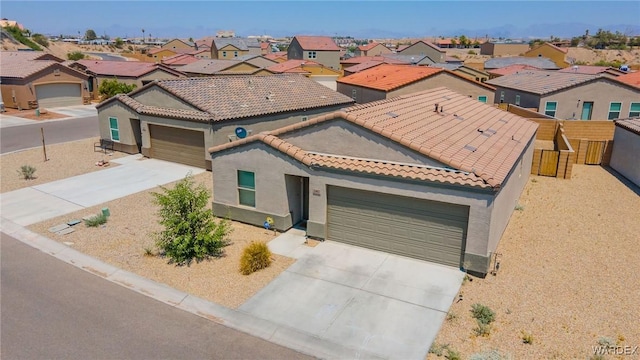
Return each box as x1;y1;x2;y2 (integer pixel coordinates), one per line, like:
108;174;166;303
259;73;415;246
149;125;206;168
35;83;82;108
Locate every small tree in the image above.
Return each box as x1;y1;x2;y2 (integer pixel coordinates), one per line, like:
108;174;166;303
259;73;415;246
114;37;124;49
85;29;97;41
98;78;137;99
67;51;85;60
152;174;231;266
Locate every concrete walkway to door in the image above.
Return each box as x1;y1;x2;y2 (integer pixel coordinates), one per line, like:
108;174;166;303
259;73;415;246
242;229;465;359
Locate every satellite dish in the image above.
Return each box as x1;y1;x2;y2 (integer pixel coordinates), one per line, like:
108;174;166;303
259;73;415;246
235;127;248;139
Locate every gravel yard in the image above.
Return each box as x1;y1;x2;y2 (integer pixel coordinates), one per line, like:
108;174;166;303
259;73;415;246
27;171;295;309
428;165;640;360
1;137;128;193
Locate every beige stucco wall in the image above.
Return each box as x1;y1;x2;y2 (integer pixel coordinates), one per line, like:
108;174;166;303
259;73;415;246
481;43;530;56
525;44;569;67
610;127;640;187
398;42;445;63
362;45;392;57
288;41;340;71
280;119;447;167
336;83;387;103
211;142;497;273
97;101;140;153
131;87;198;110
162;39;193;51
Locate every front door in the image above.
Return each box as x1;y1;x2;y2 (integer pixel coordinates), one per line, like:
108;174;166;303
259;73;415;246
581;101;593;120
285;175;309;228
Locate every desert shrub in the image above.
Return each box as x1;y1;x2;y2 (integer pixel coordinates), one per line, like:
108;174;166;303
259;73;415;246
467;50;477;55
17;165;36;180
471;303;496;325
98;78;137;99
597;336;615;347
515;204;525;211
239;241;272;275
143;247;155;257
521;331;534;344
32;33;49;48
445;348;462;360
67;51;85;60
446;311;457;321
152;174;230;266
84;213;108;227
428;342;448;356
473;321;492;337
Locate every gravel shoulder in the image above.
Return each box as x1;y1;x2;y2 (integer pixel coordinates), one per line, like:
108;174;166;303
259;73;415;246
1;137;128;193
428;165;640;359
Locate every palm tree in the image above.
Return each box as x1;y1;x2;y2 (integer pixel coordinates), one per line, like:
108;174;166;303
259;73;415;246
141;29;145;45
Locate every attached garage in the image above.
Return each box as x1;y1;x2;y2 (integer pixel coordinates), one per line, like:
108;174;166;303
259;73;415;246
149;125;206;168
327;186;469;268
35;83;82;108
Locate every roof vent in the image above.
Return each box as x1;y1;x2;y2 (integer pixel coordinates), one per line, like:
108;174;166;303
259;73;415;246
464;145;477;152
386;111;399;118
434;103;439;112
485;128;497;135
499;118;509;123
454;115;464;121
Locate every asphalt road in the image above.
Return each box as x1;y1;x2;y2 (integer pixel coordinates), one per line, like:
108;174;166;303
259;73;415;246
0;116;99;154
85;52;127;61
0;234;315;360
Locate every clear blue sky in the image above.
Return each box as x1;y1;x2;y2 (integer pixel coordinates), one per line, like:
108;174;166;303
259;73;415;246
2;1;639;39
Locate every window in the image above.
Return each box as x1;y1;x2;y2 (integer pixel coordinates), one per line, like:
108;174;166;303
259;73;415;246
109;117;119;141
222;51;227;57
237;170;255;207
351;89;357;100
630;102;640;117
478;95;487;103
544;101;557;117
301;116;308;121
499;91;505;103
234;51;238;57
608;102;621;120
308;51;316;59
515;95;521;106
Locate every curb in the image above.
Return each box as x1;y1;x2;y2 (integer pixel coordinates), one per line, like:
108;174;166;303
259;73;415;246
0;217;384;360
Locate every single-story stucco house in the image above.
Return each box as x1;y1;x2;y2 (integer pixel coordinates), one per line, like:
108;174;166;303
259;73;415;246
609;117;640;187
208;87;538;276
95;74;354;169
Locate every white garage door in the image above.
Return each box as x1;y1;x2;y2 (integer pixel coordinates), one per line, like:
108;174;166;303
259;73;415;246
35;83;82;109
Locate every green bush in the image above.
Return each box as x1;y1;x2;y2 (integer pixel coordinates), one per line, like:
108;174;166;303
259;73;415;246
17;165;36;180
473;321;492;337
32;33;49;48
445;348;462;360
521;331;534;344
67;51;86;60
471;303;496;325
239;241;272;275
3;26;41;50
98;78;137;99
467;50;477;55
84;213;108;227
152;174;231;266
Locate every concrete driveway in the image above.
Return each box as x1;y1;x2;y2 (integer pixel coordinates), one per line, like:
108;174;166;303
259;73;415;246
241;233;464;360
0;155;204;226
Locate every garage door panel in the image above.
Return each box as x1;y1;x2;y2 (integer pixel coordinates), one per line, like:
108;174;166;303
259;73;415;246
149;125;206;168
327;186;468;268
35;84;82;108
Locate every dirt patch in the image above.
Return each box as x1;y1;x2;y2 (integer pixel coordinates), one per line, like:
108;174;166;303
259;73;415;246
2;107;67;120
427;165;640;359
27;171;295;309
1;137;129;193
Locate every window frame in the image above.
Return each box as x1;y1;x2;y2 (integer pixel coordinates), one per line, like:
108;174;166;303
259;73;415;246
237;170;256;208
109;117;120;142
499;91;505;102
608;102;622;120
222;51;227;57
478;95;487;103
308;51;317;59
544;101;557;117
515;95;521;106
629;102;640;117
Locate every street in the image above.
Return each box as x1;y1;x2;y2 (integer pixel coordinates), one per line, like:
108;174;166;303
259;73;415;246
0;234;315;360
0;116;99;154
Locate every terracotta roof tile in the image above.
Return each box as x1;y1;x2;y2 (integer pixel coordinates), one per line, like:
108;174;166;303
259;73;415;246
399;40;445;54
178;59;240;74
1;52;87;79
74;60;182;77
615;117;640;135
162;54;199;65
264;52;287;60
486;70;627;94
212;38;260;51
267;59;321;73
344;61;386;74
104;94;214;122
486;64;540;76
615;71;640;88
210;87;538;189
293;36;340;51
558;65;616;75
358;42;387;52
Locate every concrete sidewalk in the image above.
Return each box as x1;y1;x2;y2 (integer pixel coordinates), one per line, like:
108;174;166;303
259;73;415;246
0;105;97;128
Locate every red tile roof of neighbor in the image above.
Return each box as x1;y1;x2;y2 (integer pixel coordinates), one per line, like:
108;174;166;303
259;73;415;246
264;51;287;60
260;43;269;50
74;60;182;77
267;59;321;73
293;36;341;51
486;64;541;76
358;42;384;51
97;74;355;122
615;118;640;135
615;71;640;88
337;64;496;91
161;54;199;66
341;55;408;65
209;87;538;190
344;61;386;74
558;65;616;75
487;70;640;94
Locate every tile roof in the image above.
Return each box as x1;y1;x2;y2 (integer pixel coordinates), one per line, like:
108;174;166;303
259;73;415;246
110;93;214;122
484;57;560;70
615;71;640;88
161;54;199;65
399;40;445;54
213;37;261;50
102;74;354;122
178;59;240;74
431;63;462;71
1;56;56;78
210;87;538;189
382;53;433;65
341;55;408;66
558;65;616;75
358;42;386;51
293;36;340;51
486;64;541;76
486;70;607;94
74;60;182;77
614;117;640;136
344;61;386;74
267;59;320;73
0;51;60;62
445;56;463;63
264;51;287;60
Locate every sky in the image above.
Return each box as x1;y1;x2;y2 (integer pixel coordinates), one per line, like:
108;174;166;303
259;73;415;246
1;1;639;40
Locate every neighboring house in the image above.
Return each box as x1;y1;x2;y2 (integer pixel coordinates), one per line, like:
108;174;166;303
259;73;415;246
95;74;355;168
609;118;640;187
483;57;560;71
340;55;408;73
264;51;288;63
161;54;200;68
189;48;211;59
480;41;530;56
177;59;273;76
487;64;541;79
287;35;341;71
267;59;342;90
343;61;387;76
610;70;640;88
354;42;392;57
383;53;435;66
396;40;445;63
433;38;454;48
260;42;272;55
1;51;90;109
486;70;640;119
235;54;279;69
148;48;179;61
337;64;496;104
68;60;185;100
558;65;626;78
211;38;261;59
431;63;490;83
194;37;214;50
523;42;572;68
208;87;538;276
161;38;195;51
